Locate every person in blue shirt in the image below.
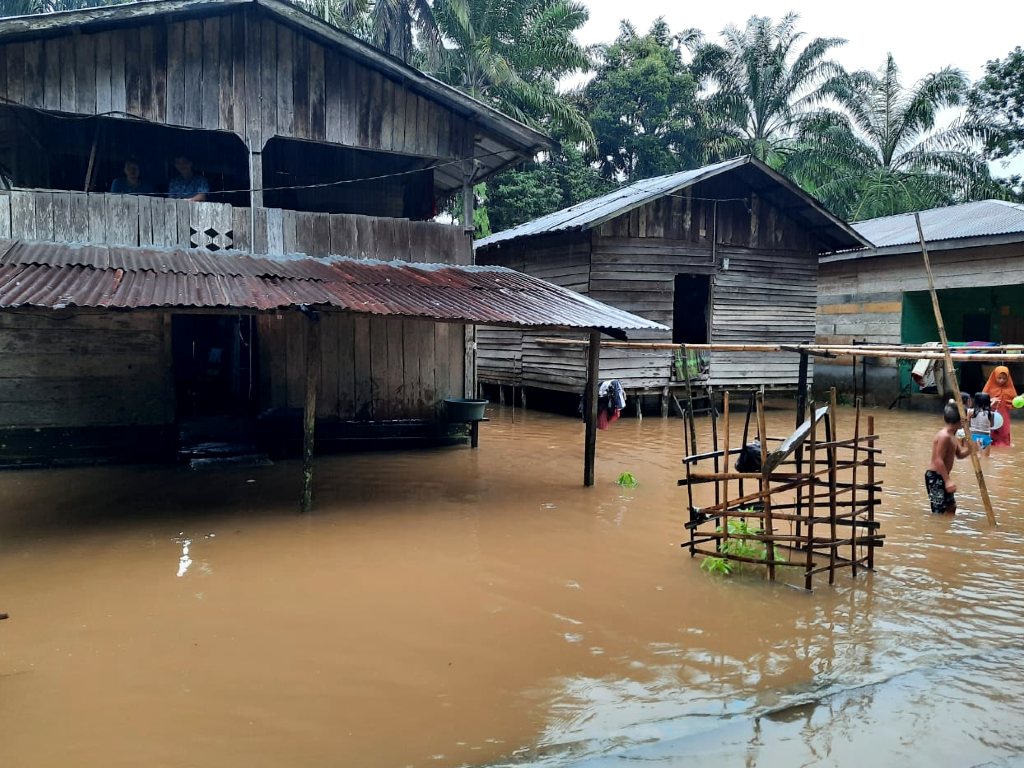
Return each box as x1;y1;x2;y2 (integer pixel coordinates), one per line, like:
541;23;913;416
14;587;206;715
110;157;155;195
168;154;209;201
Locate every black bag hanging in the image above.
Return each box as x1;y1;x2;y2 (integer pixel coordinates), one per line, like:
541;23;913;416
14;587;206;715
735;440;762;472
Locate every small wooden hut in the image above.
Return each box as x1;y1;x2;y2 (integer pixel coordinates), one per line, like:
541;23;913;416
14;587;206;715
475;156;868;409
817;200;1024;404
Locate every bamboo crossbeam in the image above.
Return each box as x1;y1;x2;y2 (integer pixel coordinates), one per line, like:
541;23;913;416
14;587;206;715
691;547;799;568
535;337;1024;362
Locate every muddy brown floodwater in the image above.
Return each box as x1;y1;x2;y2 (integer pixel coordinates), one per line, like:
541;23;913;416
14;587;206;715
2;405;1024;767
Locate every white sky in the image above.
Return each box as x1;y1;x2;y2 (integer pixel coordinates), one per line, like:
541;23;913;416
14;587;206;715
576;0;1024;176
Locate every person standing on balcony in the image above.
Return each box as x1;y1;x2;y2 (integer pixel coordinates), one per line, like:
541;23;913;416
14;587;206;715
167;154;209;202
110;157;155;195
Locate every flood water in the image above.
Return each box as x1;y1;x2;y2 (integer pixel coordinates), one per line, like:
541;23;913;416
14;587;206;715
2;405;1024;767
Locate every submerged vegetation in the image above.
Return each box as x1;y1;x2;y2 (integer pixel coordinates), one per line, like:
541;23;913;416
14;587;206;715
616;472;639;489
700;516;786;576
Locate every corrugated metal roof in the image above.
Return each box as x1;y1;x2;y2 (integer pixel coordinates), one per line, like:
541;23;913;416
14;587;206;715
851;199;1024;251
0;240;666;333
475;156;868;252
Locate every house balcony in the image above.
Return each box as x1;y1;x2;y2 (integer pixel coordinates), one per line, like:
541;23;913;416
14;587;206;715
0;189;471;265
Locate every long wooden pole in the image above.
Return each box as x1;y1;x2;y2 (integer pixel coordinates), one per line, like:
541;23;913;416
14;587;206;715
583;330;600;487
915;213;997;527
301;312;322;514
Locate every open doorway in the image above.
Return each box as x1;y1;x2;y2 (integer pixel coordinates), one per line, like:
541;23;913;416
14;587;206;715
172;315;258;421
673;274;710;344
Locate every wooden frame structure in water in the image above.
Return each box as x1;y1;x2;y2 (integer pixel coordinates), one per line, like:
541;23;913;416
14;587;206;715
680;389;884;590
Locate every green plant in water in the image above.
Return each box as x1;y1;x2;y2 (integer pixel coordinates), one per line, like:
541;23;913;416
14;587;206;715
617;472;638;488
700;514;786;576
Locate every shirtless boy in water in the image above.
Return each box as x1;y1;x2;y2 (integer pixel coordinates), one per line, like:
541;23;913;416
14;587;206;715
925;401;971;514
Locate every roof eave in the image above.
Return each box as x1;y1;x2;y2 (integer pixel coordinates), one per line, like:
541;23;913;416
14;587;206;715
822;231;1024;263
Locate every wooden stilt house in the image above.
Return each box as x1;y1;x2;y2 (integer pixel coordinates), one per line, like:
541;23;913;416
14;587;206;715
0;0;662;468
475;156;868;407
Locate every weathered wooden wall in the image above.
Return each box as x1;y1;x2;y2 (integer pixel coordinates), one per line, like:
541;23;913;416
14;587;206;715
478;182;821;392
0;311;172;428
0;7;469;158
815;242;1024;399
477;232;591;391
0;190;472;261
258;313;463;421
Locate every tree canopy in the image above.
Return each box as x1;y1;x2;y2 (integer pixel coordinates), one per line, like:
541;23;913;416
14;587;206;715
584;19;703;181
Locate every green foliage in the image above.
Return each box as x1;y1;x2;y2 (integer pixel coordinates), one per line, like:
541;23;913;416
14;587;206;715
786;54;998;220
616;472;638;488
688;13;846;166
485;146;609;232
1;0;130;16
584;19;704;181
700;516;785;577
433;0;594;146
969;46;1024;161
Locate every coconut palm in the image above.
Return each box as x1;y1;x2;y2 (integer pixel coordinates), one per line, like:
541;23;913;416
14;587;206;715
1;0;129;16
787;54;997;220
688;13;846;166
432;0;594;146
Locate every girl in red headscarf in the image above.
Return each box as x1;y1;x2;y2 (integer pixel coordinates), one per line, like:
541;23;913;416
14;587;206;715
983;366;1019;446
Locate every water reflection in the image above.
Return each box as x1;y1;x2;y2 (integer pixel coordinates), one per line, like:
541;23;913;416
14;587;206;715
1;406;1023;767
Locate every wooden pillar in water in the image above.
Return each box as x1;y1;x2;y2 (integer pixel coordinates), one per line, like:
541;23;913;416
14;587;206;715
584;330;601;487
301;311;322;514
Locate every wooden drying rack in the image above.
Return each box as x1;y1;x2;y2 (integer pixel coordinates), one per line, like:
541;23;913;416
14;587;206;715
679;388;884;590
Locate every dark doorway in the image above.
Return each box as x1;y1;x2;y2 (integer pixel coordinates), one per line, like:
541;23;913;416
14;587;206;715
172;315;258;420
962;313;991;342
673;274;710;344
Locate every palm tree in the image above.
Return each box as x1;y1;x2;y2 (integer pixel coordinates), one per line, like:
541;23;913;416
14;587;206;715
1;0;129;16
787;54;997;220
432;0;594;146
688;13;846;166
291;0;466;66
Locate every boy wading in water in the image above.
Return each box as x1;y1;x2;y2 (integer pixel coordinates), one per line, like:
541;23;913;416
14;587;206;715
926;401;971;514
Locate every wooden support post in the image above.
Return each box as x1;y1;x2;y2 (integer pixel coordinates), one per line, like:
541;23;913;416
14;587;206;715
584;330;600;487
852;398;861;577
795;351;809;541
300;311;321;514
867;414;876;570
83;120;101;192
710;389;720;511
661;386;669;418
915;213;997;526
721;391;730;546
755;392;776;581
248;148;264;209
804;398;817;590
827;388;839;584
680;343;698;454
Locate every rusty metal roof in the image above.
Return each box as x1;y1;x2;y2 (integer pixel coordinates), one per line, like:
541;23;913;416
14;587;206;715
0;240;666;335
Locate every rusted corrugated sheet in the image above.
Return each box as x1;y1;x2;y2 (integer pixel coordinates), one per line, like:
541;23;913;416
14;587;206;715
0;240;666;332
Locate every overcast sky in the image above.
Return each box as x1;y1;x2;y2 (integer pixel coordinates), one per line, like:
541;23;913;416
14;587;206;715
575;0;1024;175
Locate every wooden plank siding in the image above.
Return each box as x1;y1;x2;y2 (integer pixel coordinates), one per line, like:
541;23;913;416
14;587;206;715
0;311;173;428
478;179;825;391
0;190;470;261
0;8;469;159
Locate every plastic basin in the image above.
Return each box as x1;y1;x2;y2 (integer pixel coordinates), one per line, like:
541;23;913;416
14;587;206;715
443;398;488;422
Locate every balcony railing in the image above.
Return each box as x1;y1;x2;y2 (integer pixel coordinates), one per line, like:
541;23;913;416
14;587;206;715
0;190;471;264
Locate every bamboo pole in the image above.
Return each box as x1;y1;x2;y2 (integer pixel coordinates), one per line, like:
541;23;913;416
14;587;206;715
532;337;1024;362
722;392;730;546
915;213;997;527
827;389;839;585
756;392;776;581
867;414;877;569
680;343;699;457
805;398;817;590
852;398;861;577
